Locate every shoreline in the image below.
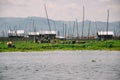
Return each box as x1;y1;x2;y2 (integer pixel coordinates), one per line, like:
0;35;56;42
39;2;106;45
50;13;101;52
0;49;120;53
0;40;120;52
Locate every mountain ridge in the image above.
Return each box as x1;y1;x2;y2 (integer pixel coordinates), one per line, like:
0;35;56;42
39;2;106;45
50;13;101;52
0;17;120;37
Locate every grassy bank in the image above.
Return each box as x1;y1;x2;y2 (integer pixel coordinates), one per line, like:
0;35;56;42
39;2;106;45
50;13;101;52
0;40;120;52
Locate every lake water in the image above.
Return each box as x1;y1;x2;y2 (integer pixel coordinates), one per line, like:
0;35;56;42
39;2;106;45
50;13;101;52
0;50;120;80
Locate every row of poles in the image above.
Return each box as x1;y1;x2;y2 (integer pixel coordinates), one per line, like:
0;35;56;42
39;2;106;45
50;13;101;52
44;4;110;40
1;4;119;40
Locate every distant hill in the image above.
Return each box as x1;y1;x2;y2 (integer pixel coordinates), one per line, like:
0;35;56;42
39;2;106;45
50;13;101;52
0;17;120;37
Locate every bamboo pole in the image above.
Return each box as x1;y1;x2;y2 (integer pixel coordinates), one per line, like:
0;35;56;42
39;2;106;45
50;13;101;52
88;21;91;39
81;6;85;39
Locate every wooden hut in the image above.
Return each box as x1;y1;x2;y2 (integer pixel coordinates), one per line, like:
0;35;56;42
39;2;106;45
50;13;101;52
8;30;25;38
39;31;56;39
28;32;39;39
97;31;114;40
28;31;56;43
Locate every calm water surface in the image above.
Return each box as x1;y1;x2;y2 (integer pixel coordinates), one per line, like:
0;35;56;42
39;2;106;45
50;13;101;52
0;50;120;80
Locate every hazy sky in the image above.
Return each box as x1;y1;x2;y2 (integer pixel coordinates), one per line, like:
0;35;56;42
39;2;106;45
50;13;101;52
0;0;120;21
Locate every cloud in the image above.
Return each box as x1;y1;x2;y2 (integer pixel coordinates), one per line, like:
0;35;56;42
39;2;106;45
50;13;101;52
0;0;10;4
108;0;120;5
0;0;119;21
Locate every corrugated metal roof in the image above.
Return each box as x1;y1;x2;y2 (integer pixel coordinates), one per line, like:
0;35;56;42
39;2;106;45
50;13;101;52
16;30;24;34
56;36;65;39
8;30;25;36
28;31;56;35
39;31;56;34
8;30;25;34
97;31;114;35
28;32;39;35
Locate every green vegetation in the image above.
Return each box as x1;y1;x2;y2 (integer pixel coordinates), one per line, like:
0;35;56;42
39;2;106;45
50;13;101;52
0;40;120;52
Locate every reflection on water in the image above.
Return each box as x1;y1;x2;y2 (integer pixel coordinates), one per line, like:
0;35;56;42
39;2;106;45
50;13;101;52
0;51;120;80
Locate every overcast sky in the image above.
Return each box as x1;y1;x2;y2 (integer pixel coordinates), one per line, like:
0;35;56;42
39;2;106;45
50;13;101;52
0;0;120;22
